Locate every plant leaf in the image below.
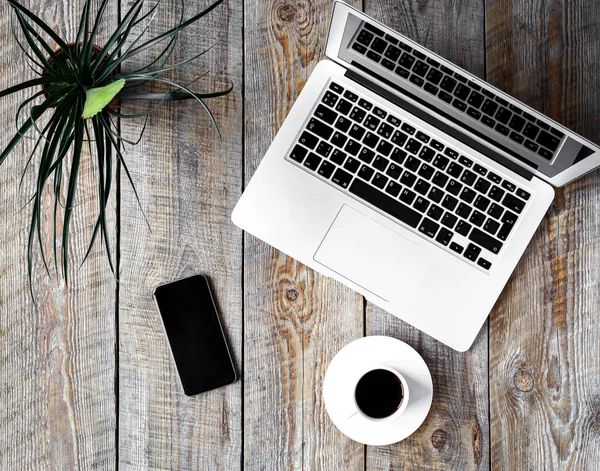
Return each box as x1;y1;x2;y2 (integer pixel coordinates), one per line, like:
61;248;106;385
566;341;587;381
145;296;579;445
82;79;125;119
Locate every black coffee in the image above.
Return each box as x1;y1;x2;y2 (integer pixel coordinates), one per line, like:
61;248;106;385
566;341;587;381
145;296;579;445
355;369;403;419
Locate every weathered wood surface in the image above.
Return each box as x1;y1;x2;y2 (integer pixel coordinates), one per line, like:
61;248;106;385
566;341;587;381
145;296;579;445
0;0;117;469
363;1;489;470
117;0;243;469
242;0;364;469
487;1;600;470
1;0;600;470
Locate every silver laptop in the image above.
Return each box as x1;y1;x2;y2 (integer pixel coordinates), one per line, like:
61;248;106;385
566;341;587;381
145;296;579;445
232;1;600;351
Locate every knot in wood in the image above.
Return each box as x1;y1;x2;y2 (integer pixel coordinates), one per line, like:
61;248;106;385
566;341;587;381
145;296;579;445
431;428;447;450
285;288;299;302
513;370;534;392
277;3;296;22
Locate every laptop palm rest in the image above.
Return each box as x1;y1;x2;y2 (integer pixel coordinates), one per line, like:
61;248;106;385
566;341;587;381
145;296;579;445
314;205;420;302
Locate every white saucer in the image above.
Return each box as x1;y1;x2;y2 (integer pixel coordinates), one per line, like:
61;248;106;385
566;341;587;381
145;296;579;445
323;336;433;446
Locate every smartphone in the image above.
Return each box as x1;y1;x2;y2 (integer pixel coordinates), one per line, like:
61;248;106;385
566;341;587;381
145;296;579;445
153;274;237;396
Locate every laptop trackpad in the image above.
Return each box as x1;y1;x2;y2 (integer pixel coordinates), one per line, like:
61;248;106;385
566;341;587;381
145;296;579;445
314;205;420;301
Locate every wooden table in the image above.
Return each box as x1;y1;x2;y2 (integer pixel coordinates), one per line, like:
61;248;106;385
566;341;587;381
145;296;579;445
1;0;599;469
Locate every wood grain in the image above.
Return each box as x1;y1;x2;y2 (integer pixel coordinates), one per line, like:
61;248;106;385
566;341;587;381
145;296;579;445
487;1;600;470
363;1;490;470
242;0;364;469
116;0;243;469
0;1;117;469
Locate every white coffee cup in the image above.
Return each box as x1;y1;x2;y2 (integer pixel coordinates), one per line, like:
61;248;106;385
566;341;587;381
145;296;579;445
345;366;410;423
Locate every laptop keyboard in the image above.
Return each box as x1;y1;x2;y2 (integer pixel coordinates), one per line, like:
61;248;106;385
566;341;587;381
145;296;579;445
287;81;534;272
351;22;565;161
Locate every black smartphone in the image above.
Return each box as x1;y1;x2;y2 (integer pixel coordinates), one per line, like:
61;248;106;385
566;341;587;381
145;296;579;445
153;274;237;396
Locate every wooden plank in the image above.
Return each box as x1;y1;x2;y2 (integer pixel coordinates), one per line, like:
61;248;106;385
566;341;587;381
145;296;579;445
116;0;243;469
0;0;117;469
362;1;490;470
487;1;600;469
242;1;364;469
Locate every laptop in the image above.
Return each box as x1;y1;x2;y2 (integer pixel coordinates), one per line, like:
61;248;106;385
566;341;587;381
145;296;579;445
232;1;600;351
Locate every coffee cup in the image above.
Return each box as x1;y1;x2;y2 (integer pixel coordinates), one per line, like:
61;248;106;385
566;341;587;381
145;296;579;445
345;366;409;423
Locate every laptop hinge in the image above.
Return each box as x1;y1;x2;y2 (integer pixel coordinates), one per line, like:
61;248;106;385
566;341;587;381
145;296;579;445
345;66;535;181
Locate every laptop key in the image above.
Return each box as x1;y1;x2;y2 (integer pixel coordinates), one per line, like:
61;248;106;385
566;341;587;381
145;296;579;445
447;162;463;178
418;164;435;180
418;218;440;238
343;157;360;173
460;187;476;203
426;68;443;85
344;139;362;156
410;75;424;87
405;138;422;154
441;212;458;229
488;185;505;202
446;179;462;195
433;154;449;170
364;115;380;131
538;147;553;159
303;152;322;170
400;171;417;187
373;155;389;171
456;220;472;236
290;144;308;163
474;195;490;211
352;41;368;53
330;149;347;165
401;123;416;135
335;99;352;115
344;90;358;102
487;203;503;219
395;66;410;79
363;132;380;149
381;58;396;71
438;90;453;103
501;180;516;192
509;132;524;144
432;171;449;188
450;242;464;254
442;194;458;211
484;218;500;235
400;188;416;205
330;131;348;148
391;130;409;146
371;37;388;54
452;99;467;111
414;178;431;195
358;165;374;181
349;123;366;139
427;204;443;221
502;194;526;214
385;180;402;197
390;148;407;165
322;91;339;107
464;243;482;261
477;258;492;270
524;140;539;152
398;53;415;69
385;33;399;45
332;168;352;188
349;178;421;228
377;140;393;156
516;188;531;200
481;115;495;127
387;115;402;127
356;30;374;46
536;130;560;151
372;172;388;189
413;196;430;213
419;146;436;162
329;82;344;94
435;227;453;246
467;107;482;119
307;118;333;139
460;170;477;186
316;141;333;158
349;107;367;123
299;131;319;149
487;172;502;184
469;228;503;254
523;122;540;139
364;22;384;36
474;177;491;194
444;148;459;159
405;156;420;171
386;163;402;180
428;187;444;203
509;115;526;132
495;107;512;124
315;104;337;124
456;202;472;219
454;84;470;100
469;210;486;227
318;160;335;179
384;45;402;61
377;122;394;139
358;148;375;164
467;91;484;108
440;76;457;93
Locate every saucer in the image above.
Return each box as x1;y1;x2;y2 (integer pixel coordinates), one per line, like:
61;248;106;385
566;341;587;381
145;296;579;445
323;336;433;446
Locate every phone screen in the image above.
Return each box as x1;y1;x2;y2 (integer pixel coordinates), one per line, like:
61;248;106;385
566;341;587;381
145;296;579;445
153;275;236;396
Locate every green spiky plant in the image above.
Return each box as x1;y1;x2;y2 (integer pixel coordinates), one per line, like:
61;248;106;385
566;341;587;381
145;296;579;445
0;0;231;290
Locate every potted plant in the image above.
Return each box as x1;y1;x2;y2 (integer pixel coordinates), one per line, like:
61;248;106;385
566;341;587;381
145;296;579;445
0;0;231;289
